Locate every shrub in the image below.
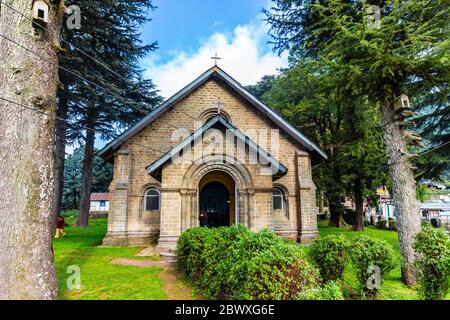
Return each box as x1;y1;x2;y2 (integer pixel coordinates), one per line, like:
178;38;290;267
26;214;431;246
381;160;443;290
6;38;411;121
430;218;442;228
309;234;350;282
176;227;212;283
421;220;431;227
376;219;388;230
201;225;252;297
177;226;321;300
388;220;397;231
343;209;356;225
297;281;344;300
350;235;396;298
231;239;320;300
414;224;450;300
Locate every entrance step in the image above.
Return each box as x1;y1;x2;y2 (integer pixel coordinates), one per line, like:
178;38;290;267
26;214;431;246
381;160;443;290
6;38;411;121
160;252;177;263
136;246;157;257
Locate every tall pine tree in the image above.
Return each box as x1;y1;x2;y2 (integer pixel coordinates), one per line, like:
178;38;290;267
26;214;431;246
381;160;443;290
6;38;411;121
264;0;450;285
55;0;162;227
259;60;387;230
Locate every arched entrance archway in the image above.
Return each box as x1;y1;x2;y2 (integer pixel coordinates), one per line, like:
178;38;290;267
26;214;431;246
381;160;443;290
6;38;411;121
199;171;236;227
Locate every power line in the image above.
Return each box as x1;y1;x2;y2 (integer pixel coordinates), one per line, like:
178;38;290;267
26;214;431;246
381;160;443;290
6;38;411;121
418;140;450;157
0;31;204;157
0;32;152;117
0;1;199;124
0;32;198;137
0;31;200;132
0;0;127;84
384;141;450;168
0;96;166;155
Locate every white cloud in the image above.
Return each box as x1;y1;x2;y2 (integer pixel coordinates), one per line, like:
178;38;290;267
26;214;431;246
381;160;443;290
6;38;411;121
143;20;288;99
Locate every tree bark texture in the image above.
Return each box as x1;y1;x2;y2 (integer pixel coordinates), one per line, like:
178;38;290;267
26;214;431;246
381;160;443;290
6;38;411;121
318;190;324;214
353;177;364;231
53;91;68;223
380;98;421;286
0;0;63;299
328;190;344;227
77;112;95;227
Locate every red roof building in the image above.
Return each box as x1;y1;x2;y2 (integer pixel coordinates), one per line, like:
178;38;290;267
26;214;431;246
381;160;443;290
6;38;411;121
90;193;109;201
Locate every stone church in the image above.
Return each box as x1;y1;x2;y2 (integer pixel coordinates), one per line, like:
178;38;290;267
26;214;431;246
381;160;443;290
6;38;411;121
99;66;327;252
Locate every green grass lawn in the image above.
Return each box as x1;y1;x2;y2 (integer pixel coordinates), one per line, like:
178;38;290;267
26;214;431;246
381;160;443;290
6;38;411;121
53;218;167;300
54;216;447;300
317;219;450;300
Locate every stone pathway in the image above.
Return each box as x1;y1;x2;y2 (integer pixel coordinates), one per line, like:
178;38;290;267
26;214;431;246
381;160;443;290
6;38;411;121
111;257;200;300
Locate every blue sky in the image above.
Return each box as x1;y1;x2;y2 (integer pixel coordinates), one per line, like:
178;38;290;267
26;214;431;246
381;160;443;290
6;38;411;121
141;0;268;64
140;0;288;98
86;0;287;153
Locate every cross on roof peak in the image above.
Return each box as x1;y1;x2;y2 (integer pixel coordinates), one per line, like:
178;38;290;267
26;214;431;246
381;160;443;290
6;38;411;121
211;53;221;66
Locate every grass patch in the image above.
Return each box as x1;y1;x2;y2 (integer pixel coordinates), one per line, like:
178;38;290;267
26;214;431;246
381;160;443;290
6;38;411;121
318;224;416;299
53;219;166;300
318;222;450;300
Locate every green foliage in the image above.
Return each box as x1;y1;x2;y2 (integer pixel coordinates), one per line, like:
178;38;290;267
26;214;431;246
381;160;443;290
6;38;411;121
264;0;450;182
201;225;252;298
414;225;450;300
60;209;78;226
422;220;431;228
310;235;351;282
376;219;388;230
296;281;344;300
246;75;277;101
229;235;319;300
177;226;320;300
350;235;397;298
261;57;388;227
62;147;113;210
388;220;398;231
176;227;213;284
53;219;168;300
61;0;162;143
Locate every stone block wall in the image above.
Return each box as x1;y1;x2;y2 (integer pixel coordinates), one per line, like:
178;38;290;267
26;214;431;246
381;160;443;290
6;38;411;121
103;77;319;247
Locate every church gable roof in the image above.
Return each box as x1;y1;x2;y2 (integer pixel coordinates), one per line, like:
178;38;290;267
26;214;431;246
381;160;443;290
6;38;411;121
98;66;327;160
146;115;288;181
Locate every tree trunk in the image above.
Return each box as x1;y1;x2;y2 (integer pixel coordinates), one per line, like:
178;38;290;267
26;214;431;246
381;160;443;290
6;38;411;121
53;91;69;224
77;114;96;227
328;190;344;227
353;177;364;231
380;97;421;286
0;0;63;299
318;190;324;214
72;187;78;209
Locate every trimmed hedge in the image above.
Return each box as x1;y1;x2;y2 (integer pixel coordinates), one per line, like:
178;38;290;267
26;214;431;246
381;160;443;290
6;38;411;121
309;234;350;282
177;225;320;300
176;226;213;284
414;224;450;300
350;235;396;298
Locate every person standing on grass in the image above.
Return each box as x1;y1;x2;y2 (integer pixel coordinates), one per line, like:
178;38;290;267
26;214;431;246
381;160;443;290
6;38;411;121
55;215;66;239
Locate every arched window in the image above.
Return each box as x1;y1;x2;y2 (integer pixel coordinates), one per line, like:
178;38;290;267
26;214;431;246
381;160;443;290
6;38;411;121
199;108;232;124
145;188;160;211
272;188;285;210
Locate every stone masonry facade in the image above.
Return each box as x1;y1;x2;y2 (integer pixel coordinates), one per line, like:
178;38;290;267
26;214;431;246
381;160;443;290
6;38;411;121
102;73;320;250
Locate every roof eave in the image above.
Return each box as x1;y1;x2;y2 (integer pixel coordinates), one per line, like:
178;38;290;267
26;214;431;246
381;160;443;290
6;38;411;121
97;67;216;159
98;66;327;161
146;115;288;181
